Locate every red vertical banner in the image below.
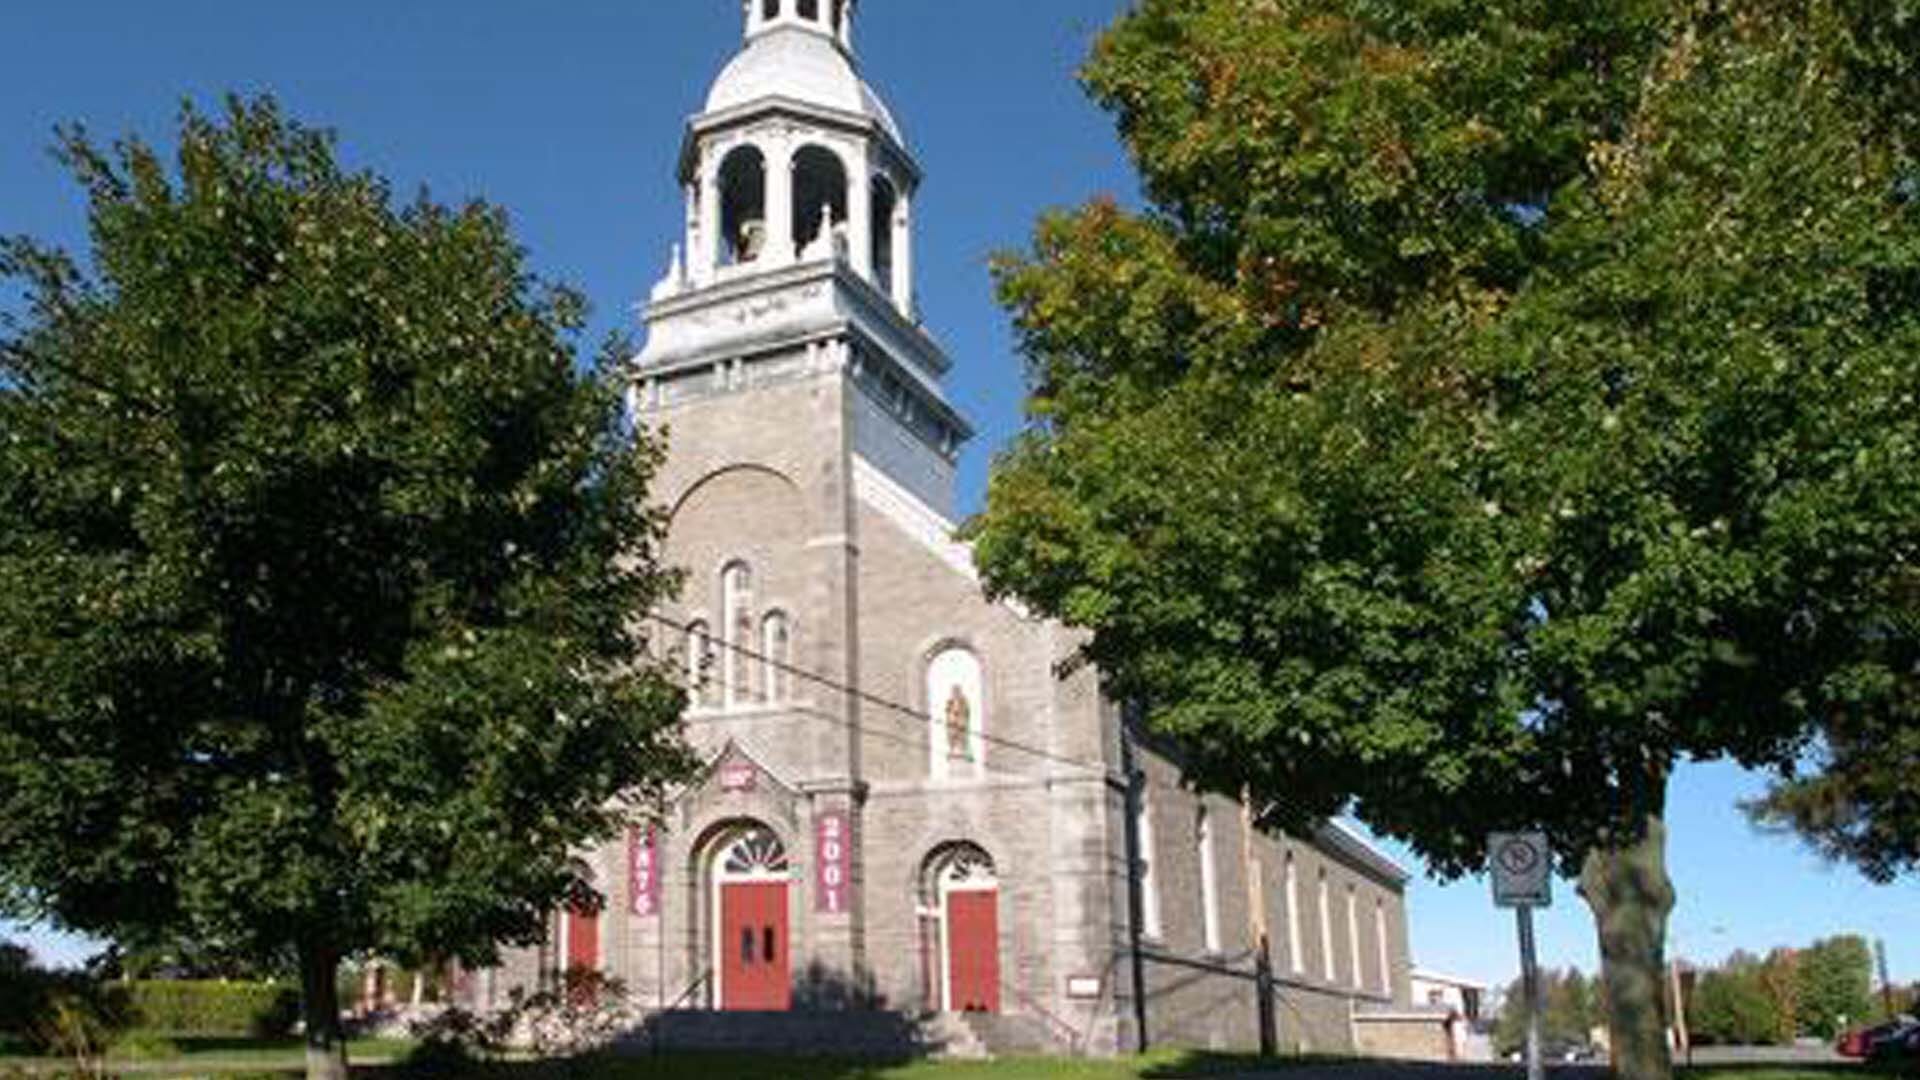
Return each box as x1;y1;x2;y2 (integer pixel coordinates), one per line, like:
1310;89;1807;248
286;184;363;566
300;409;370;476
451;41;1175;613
628;825;661;918
814;810;851;915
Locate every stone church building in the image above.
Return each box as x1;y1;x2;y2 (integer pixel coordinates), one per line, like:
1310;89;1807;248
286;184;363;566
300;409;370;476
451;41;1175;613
472;0;1415;1055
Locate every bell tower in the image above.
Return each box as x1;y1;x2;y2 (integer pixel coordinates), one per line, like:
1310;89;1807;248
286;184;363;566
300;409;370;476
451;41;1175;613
633;0;967;516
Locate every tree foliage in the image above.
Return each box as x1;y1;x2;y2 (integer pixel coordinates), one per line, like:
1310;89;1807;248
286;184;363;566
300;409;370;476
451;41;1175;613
0;97;693;1077
970;1;1918;1076
1793;935;1878;1039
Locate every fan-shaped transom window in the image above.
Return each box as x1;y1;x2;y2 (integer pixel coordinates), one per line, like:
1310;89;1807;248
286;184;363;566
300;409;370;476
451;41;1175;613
919;842;996;903
718;826;789;879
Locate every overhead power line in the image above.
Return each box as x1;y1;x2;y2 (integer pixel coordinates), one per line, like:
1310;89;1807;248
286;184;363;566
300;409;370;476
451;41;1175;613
642;610;1111;778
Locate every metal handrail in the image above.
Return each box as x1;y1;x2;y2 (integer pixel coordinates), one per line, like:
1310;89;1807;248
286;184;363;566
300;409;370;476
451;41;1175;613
662;967;713;1012
999;978;1086;1055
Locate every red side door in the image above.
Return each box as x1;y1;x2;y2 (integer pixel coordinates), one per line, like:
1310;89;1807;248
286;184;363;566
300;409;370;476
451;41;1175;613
566;904;600;971
721;882;791;1011
946;889;999;1013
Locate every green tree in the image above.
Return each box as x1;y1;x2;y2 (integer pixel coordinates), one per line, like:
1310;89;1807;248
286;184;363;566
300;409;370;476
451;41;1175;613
1795;936;1877;1038
0;98;694;1079
1747;654;1920;884
967;2;1919;1079
1496;967;1599;1056
1689;960;1779;1046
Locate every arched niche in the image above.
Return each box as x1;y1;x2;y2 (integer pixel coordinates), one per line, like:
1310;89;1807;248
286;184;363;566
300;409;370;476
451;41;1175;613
791;145;848;259
718;144;768;266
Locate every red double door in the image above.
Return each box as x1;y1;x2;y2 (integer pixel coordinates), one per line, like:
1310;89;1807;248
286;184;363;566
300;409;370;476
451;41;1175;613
720;881;791;1011
946;889;1000;1013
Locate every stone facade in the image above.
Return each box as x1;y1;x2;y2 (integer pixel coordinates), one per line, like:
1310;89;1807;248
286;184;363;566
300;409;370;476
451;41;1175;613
470;1;1414;1056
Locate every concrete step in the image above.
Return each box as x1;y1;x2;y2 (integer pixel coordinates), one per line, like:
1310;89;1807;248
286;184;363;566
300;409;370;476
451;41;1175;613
959;1011;1065;1057
617;1008;929;1059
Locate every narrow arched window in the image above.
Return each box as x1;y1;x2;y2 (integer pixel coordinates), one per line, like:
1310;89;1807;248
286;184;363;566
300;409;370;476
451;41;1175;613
797;0;819;20
1319;869;1336;982
762;0;780;21
926;646;983;776
1347;883;1363;988
1285;852;1303;974
722;562;755;707
687;620;716;708
1375;898;1392;994
1198;804;1222;953
761;611;790;702
1135;793;1162;940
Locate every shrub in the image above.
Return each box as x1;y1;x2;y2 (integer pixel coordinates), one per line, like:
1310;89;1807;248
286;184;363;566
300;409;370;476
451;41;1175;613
106;1031;182;1061
123;980;300;1037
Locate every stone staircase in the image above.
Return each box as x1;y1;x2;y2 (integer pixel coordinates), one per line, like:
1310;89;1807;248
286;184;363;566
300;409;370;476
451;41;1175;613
613;1008;1065;1060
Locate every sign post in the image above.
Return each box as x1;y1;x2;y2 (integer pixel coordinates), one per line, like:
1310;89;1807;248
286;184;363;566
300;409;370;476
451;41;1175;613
1491;832;1552;1080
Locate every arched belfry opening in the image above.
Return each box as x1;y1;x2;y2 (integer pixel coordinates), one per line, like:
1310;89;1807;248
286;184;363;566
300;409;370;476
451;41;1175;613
870;175;897;296
797;0;820;20
761;0;780;20
718;145;768;266
791;146;848;260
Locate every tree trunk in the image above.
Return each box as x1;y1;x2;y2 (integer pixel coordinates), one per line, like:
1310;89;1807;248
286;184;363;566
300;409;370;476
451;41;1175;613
298;939;349;1080
1580;814;1676;1080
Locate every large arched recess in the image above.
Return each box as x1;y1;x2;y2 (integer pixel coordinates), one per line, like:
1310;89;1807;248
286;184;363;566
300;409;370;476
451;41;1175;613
666;465;809;632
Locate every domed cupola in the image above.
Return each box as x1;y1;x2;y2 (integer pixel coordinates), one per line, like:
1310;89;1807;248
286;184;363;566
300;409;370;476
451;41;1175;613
648;0;920;313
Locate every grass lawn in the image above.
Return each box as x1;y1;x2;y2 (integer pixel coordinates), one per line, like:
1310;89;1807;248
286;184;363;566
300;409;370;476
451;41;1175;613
2;1040;1909;1079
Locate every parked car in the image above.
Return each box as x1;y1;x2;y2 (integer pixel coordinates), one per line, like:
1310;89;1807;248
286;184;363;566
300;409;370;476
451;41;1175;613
1841;1017;1918;1059
1868;1023;1920;1065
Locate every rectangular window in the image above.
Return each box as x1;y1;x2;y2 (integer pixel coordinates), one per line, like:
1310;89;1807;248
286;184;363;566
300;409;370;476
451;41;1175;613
1198;805;1221;954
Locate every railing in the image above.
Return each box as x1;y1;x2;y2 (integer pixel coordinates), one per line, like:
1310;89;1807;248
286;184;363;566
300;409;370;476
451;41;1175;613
663;967;713;1012
645;967;714;1057
999;978;1087;1056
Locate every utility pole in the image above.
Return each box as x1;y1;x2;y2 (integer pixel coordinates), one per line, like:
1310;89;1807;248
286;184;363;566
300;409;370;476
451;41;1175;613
1240;786;1278;1056
1120;728;1150;1054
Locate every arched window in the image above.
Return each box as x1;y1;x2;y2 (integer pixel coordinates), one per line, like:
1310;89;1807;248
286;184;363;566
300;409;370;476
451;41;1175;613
1197;804;1221;954
722;562;755;707
762;0;780;21
687;620;717;708
1285;852;1303;974
718;145;767;266
926;646;983;776
797;0;819;19
761;611;791;702
870;175;897;294
791;146;848;260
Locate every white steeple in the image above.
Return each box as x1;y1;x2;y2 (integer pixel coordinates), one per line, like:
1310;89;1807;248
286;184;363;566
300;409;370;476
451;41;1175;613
647;0;917;315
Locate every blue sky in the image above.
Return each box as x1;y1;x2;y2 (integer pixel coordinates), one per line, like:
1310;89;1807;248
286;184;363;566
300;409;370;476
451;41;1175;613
3;2;1913;989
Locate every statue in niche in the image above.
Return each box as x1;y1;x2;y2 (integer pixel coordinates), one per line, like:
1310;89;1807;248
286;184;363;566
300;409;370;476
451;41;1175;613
944;685;972;761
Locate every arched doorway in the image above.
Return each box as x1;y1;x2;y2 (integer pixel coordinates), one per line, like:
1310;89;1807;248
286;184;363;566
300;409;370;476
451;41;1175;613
709;823;792;1011
918;843;999;1013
